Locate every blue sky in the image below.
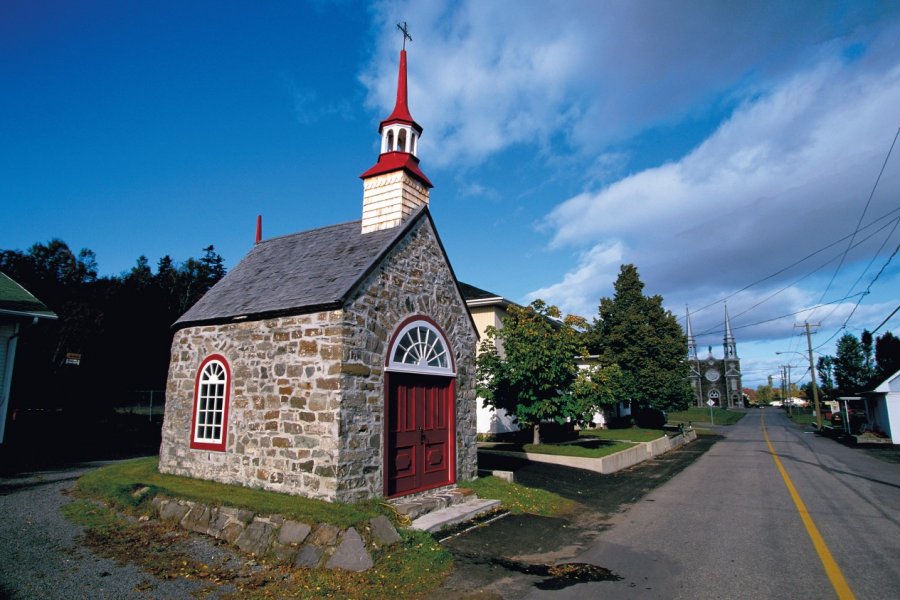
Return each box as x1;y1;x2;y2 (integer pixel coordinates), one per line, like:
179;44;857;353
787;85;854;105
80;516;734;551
3;0;899;388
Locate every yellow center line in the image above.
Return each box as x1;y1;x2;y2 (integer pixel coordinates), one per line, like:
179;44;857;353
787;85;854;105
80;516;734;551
761;413;856;600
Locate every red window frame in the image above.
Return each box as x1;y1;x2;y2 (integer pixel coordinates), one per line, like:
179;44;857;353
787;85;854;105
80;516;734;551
189;354;231;452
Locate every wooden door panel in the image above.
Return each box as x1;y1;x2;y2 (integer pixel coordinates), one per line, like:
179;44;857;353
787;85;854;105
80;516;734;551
387;373;454;496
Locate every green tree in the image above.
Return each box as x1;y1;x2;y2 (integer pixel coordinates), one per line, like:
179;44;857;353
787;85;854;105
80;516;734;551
476;300;588;444
587;264;692;412
874;331;900;382
817;355;836;399
756;383;777;405
832;333;873;394
570;363;626;421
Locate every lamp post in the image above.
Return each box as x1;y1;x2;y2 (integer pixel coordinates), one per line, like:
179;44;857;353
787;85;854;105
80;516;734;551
776;349;823;431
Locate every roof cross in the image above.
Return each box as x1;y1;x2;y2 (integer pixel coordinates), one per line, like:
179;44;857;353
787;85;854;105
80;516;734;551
397;21;412;50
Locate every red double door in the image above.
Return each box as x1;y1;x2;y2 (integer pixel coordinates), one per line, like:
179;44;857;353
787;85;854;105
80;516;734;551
386;373;454;496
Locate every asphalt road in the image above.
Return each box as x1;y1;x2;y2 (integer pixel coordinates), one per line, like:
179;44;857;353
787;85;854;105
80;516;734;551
438;433;722;598
524;408;900;600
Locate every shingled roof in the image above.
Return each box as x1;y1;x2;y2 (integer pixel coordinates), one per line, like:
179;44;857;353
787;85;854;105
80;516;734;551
175;207;432;329
0;271;57;320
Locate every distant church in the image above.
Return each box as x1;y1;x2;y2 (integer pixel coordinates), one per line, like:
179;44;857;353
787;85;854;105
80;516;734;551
686;306;743;408
159;41;479;502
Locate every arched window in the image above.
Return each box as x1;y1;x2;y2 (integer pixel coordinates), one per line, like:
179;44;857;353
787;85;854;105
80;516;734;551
386;130;395;152
387;319;455;376
190;354;231;451
397;129;408;153
707;389;720;405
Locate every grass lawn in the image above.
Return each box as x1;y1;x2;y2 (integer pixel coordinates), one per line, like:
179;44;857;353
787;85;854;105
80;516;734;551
523;440;633;458
75;457;383;528
484;438;633;459
69;456;579;598
788;410;818;426
579;427;666;443
68;457;454;599
458;476;577;516
667;407;745;426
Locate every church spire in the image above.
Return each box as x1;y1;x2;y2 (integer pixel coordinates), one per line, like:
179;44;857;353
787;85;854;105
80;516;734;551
360;24;432;234
686;306;698;361
723;303;737;359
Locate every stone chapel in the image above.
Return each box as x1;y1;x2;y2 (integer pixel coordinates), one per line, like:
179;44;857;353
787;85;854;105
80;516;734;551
686;305;743;408
159;46;479;503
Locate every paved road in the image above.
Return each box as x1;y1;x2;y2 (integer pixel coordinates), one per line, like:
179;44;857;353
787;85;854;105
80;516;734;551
526;408;900;599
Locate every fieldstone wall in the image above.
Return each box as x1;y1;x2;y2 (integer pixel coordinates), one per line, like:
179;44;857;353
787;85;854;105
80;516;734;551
158;311;346;500
159;215;478;503
151;495;401;571
339;216;479;501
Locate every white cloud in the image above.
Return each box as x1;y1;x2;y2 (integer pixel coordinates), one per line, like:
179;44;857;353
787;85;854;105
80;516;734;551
535;53;900;334
526;241;625;316
365;0;899;167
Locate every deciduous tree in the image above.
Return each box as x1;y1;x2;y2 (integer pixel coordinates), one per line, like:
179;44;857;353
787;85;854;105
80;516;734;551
476;300;589;444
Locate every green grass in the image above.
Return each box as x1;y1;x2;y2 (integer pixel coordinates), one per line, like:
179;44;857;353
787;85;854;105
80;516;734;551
667;407;745;426
521;440;633;458
61;498;451;599
74;457;384;528
579;427;665;443
788;410;817;425
458;476;576;517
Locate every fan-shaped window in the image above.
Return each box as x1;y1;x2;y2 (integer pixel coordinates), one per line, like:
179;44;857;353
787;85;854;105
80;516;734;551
388;319;455;376
190;355;231;451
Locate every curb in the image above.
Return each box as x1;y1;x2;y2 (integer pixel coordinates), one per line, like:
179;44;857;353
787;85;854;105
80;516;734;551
478;430;698;474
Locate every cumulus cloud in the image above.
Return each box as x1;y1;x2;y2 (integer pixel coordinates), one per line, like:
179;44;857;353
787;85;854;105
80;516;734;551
364;0;898;167
536;50;900;335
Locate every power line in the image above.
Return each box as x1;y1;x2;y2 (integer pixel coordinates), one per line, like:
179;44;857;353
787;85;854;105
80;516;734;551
812;211;900;327
813;239;900;350
687;206;900;319
811;126;899;318
871;304;900;334
698;292;867;337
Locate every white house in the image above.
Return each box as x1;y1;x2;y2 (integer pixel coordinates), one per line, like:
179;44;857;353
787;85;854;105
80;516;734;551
861;369;900;443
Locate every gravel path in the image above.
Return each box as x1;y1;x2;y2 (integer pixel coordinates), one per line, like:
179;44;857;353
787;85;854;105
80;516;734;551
0;461;234;599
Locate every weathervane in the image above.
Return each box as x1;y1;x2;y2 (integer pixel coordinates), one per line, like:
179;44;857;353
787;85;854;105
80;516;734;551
397;21;412;50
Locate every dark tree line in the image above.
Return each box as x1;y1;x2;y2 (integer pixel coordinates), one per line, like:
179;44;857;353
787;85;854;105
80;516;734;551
1;239;225;412
815;330;900;398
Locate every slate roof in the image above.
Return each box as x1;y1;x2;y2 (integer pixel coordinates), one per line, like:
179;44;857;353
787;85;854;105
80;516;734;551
458;281;515;309
175;207;431;329
458;282;502;302
0;271;57;320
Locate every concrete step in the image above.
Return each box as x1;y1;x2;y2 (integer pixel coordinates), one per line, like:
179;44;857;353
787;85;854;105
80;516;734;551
391;487;477;521
410;497;502;533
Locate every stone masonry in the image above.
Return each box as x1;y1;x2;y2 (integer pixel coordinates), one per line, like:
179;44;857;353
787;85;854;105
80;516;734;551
151;495;402;571
159;216;478;502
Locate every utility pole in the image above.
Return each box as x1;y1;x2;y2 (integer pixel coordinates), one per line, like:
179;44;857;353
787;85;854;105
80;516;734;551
780;366;787;408
797;322;823;430
786;364;792;417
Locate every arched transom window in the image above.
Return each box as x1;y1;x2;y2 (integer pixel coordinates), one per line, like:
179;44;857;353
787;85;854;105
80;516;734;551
190;355;231;451
388;319;455;376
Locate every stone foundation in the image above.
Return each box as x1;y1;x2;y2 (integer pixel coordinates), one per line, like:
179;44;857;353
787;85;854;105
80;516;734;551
151;495;400;571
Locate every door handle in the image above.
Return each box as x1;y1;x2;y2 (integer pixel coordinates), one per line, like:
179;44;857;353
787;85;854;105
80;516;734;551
420;428;426;445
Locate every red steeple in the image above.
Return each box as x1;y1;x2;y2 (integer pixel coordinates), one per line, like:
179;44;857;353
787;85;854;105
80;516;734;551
379;50;421;134
361;46;432;188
